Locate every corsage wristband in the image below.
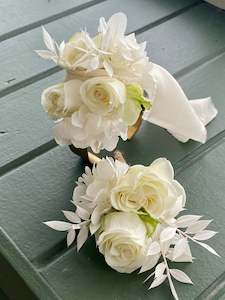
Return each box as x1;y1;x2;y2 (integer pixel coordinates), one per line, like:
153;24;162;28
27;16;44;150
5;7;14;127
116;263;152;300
36;12;217;164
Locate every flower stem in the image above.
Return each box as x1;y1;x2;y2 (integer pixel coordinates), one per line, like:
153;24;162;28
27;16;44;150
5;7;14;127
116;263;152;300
161;218;198;245
163;254;179;300
176;228;197;244
143;271;155;283
114;150;127;163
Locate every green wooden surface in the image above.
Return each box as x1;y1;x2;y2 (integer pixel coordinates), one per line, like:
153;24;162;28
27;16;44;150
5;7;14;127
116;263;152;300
0;0;99;39
0;252;37;300
1;0;225;299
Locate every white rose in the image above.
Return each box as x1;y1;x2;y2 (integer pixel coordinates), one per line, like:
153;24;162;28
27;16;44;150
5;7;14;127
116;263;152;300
61;32;99;70
61;32;88;68
41;79;83;119
80;77;126;116
110;158;186;219
41;83;65;119
98;212;147;273
52;77;146;152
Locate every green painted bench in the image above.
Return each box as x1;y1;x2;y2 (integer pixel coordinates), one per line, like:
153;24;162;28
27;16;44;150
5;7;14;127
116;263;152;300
1;0;225;299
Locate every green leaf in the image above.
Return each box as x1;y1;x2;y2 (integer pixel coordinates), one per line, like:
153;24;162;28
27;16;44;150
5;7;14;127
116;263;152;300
139;213;159;237
126;83;152;110
126;83;143;99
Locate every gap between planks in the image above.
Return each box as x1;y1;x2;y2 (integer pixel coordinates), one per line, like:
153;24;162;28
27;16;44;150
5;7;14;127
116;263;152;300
197;271;225;299
174;129;225;176
0;140;57;177
174;47;225;80
134;0;201;35
0;0;202;99
0;0;107;43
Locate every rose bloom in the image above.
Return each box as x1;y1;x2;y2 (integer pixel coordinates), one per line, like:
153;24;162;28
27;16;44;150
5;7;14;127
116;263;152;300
110;158;186;219
41;80;83;119
53;76;139;153
45;76;142;152
79;76;126;117
97;212;147;273
61;32;92;69
41;83;65;119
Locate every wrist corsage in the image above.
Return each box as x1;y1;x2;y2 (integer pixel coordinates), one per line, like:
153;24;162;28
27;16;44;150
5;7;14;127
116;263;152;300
36;13;217;157
45;155;219;300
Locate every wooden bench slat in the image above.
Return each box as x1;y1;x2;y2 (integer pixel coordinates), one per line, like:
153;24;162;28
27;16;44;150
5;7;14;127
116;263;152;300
0;72;62;170
0;147;82;261
0;0;98;39
139;3;225;75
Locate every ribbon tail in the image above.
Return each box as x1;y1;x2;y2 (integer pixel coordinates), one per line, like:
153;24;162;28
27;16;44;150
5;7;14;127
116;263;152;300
143;63;218;143
169;98;218;142
189;98;218;126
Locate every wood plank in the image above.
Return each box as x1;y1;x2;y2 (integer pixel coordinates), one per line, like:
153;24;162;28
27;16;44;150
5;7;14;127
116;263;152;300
0;72;62;170
0;0;98;39
139;3;225;74
0;252;37;300
0;147;83;261
0;0;198;95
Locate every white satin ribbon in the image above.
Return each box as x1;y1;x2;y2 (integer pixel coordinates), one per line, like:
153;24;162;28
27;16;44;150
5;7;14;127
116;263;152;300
143;63;218;143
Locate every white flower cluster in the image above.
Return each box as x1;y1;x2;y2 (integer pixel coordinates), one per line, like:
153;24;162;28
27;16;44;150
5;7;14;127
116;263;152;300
45;157;219;299
37;13;152;153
